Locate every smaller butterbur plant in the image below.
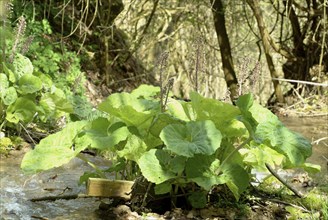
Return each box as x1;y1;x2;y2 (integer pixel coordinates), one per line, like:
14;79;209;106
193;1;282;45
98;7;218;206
0;14;74;150
21;82;320;209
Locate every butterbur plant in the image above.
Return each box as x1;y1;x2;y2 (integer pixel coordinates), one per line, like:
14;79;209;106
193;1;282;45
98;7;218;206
0;15;74;139
21;84;320;209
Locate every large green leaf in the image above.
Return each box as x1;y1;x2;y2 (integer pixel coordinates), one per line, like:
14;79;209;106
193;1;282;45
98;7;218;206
216;139;244;167
18;74;42;94
186;154;224;190
98;92;158;128
167;99;195;121
13;53;34;79
39;92;74;119
1;87;17;105
190;92;245;138
149;113;183;137
130;84;160;99
160;120;222;157
0;73;9;92
241;142;284;171
235;94;258;140
237;94;312;167
138;149;177;184
154;181;172;195
249;102;279;124
21;121;88;173
2;62;16;83
6;97;39;123
117;135;148;161
255;120;312;167
34;72;53;90
220;163;249;200
75;118;130;151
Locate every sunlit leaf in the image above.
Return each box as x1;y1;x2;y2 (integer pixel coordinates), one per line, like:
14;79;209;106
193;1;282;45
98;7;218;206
6;97;39;123
160;120;222;157
39;92;74;118
2;62;16;82
301;163;321;173
75;118;130;151
33;72;53;89
138;149;176;184
167;99;195;121
149;113;183;137
1;87;17;105
18;74;42;94
130;84;160;99
241;142;284;171
256;119;312;167
0;73;9;92
235;94;258;140
98;92;157;128
21;121;88;173
13;53;34;79
190;92;245;138
117;135;148;161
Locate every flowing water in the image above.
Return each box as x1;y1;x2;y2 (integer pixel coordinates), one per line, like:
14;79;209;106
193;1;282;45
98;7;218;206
0;117;327;219
0;152;113;220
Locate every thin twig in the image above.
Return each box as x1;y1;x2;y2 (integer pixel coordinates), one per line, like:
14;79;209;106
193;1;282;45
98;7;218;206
19;123;37;145
265;163;303;198
299;113;328;117
271;77;328;87
142;182;153;207
312;137;328;145
250;196;311;213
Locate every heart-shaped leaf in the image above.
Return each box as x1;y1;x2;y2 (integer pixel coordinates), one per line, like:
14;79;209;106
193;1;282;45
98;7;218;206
138;149;177;184
160;120;222;157
18;74;42;94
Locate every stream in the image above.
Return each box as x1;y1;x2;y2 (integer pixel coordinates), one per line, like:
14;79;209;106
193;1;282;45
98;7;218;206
0;116;327;220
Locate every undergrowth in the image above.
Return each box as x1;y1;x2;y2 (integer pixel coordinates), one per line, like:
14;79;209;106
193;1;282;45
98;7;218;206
0;1;92;154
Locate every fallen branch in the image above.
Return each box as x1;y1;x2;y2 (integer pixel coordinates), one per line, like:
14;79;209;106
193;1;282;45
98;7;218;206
250;196;311;213
30;194;91;202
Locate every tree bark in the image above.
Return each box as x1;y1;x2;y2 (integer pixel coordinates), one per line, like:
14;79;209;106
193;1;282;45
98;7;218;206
210;0;239;100
246;0;285;103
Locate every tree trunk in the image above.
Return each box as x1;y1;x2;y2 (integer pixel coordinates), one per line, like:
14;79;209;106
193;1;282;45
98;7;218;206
210;0;239;101
246;0;285;103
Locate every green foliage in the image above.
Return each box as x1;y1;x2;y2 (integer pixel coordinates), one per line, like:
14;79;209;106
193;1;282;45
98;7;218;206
0;55;74;125
0;135;25;155
21;121;88;173
20;84;317;209
0;137;13;155
25;22;85;97
160;120;222;157
0;6;86;149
